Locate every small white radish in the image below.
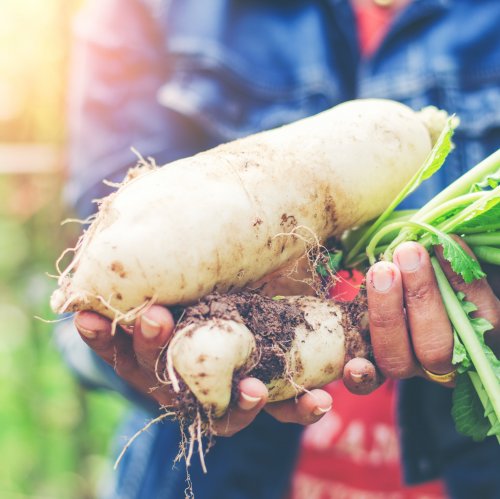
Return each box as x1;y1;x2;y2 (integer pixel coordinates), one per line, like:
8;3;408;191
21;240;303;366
51;99;446;322
168;293;369;418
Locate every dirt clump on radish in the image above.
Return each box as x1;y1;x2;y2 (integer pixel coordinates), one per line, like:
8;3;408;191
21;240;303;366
167;291;370;422
180;293;302;385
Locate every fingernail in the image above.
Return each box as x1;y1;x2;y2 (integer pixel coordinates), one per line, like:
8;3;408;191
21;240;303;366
371;263;394;292
141;316;161;339
350;372;367;384
78;326;97;339
121;325;134;335
313;404;332;416
395;244;421;272
239;392;262;411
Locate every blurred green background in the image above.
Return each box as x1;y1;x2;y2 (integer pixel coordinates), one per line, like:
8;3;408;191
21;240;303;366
0;1;127;497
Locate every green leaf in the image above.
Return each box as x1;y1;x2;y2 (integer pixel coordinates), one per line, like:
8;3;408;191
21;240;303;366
452;374;492;441
470;319;500;381
316;251;343;277
470;170;500;192
487;421;500;436
450;291;500;440
484;399;496;418
454;201;500;234
426;186;500;239
456;291;477;314
432;207;463;227
452;330;471;373
431;233;485;283
406;117;456;196
455;292;499;380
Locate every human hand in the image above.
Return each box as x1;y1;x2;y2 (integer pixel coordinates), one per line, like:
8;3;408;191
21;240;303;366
74;306;333;436
366;239;500;386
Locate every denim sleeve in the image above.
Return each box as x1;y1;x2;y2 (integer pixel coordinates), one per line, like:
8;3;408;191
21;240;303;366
55;318;160;413
66;0;212;217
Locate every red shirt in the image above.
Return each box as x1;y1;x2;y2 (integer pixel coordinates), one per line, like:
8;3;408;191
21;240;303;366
289;380;446;499
354;0;401;58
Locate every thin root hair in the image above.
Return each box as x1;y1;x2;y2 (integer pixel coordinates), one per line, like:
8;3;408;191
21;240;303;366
33;314;75;324
60;213;97;226
271;225;338;297
113;411;175;470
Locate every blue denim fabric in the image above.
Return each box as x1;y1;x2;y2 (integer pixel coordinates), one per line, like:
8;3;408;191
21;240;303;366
98;408;302;499
67;0;500;497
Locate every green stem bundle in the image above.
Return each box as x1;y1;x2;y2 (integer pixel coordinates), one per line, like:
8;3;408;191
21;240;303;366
340;124;500;443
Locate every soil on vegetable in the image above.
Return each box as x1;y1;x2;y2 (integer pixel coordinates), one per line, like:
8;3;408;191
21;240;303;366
338;291;372;363
174;378;207;423
169;291;370;425
178;292;305;385
167;292;308;434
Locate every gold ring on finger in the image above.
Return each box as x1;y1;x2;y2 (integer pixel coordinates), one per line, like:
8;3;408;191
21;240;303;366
421;366;458;384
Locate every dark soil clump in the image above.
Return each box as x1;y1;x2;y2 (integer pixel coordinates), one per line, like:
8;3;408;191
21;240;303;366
170;291;370;425
179;292;305;385
337;290;372;363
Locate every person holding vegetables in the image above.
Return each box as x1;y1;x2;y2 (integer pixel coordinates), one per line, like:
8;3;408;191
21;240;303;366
58;0;500;497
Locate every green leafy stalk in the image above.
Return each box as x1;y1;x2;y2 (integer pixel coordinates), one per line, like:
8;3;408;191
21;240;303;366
415;149;500;217
452;194;500;235
431;258;500;441
452;373;498;442
340;116;499;442
458;224;500;235
380;151;500;257
463;233;500;247
470;169;500;192
436;186;500;234
413;192;483;227
416;186;500;250
365;220;485;284
468;373;500;440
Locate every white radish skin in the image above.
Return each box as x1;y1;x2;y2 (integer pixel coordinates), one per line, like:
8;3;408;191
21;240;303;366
264;296;368;400
169;296;369;417
168;320;256;417
52;99;442;320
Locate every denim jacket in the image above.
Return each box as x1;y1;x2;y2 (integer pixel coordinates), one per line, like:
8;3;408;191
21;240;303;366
65;1;500;497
